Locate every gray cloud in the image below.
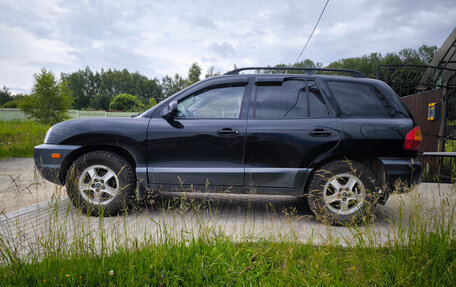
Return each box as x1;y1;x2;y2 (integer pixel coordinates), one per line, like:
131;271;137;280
0;0;455;93
209;41;236;58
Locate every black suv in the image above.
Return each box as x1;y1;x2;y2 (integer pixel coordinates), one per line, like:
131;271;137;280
34;67;422;225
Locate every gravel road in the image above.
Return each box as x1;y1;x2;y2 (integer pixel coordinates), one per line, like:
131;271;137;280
0;158;64;214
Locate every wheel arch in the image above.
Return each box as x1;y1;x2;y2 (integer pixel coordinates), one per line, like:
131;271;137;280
303;155;386;195
59;145;137;184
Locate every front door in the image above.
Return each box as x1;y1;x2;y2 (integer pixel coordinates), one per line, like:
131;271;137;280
147;84;248;188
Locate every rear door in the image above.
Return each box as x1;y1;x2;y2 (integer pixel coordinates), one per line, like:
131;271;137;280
244;77;342;189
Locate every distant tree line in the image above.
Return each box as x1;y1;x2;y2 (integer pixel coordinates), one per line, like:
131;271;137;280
0;45;438;123
269;44;437;77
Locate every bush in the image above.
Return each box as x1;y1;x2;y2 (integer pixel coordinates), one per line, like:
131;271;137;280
109;93;145;112
2;100;19;108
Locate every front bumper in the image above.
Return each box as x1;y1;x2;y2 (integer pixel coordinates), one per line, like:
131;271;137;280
379;157;422;191
34;144;81;185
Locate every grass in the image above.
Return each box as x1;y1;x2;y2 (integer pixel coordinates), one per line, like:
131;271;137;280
0;184;455;286
2;236;455;286
0;120;50;159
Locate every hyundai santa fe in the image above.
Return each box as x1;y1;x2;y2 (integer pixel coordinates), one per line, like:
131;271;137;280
34;67;422;225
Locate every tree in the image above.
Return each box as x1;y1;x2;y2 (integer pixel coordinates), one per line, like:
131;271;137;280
61;66;96;109
187;62;202;85
19;68;73;124
109;93;145;112
325;45;438;79
205;67;221;78
161;74;187;98
90;93;111;110
417;44;438;64
61;67;163;110
0;86;12;106
147;97;157;108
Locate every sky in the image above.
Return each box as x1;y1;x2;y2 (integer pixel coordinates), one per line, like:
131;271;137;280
0;0;455;94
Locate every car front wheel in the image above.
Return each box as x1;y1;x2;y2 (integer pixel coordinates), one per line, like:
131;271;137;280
66;151;136;216
306;160;378;225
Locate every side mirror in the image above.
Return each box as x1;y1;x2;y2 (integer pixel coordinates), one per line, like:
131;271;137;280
161;100;178;119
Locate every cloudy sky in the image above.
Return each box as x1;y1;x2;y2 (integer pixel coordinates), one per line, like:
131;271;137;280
1;0;455;94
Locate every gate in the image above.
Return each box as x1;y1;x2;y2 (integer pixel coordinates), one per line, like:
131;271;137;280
378;65;456;181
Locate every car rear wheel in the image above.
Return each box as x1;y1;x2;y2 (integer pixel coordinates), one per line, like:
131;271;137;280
306;160;378;225
66;151;135;216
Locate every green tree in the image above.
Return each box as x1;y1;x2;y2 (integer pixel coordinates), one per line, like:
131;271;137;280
61;67;163;110
161;74;187;98
90;93;111;110
19;68;73;124
417;44;438;64
187;62;202;85
61;66;97;109
327;53;383;78
0;86;12;106
205;66;221;78
147;97;157;108
109;93;145;112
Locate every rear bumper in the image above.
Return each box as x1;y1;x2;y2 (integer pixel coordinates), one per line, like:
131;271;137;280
34;144;81;185
379;157;422;191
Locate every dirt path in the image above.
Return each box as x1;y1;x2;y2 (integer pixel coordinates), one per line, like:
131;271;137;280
0;158;64;214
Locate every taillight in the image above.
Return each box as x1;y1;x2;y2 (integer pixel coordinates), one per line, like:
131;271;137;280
403;126;422;150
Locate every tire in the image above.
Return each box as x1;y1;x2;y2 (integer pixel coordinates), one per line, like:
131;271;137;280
306;160;378;225
66;151;136;216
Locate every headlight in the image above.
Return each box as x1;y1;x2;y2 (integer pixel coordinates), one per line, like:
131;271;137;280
44;126;54;144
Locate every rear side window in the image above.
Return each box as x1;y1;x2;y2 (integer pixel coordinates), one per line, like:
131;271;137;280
254;80;329;118
327;81;393;117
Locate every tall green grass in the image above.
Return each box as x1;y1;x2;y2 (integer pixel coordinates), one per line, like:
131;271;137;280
1;235;455;286
0;120;50;159
1;186;455;286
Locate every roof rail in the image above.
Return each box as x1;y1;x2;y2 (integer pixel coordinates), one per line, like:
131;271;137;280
224;67;366;78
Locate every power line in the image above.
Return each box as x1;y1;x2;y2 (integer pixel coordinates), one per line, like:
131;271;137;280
293;0;330;65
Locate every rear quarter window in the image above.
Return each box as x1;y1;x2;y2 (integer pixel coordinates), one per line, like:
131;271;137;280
327;81;392;117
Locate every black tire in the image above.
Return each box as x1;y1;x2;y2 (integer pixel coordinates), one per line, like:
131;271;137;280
66;151;136;216
306;160;378;225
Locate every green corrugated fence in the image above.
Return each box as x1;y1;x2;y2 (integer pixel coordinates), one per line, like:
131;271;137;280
0;108;138;121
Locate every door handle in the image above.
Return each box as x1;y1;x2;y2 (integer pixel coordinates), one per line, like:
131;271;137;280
216;128;239;136
309;128;332;137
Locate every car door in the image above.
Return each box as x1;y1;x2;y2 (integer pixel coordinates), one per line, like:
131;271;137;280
244;77;342;189
146;81;249;188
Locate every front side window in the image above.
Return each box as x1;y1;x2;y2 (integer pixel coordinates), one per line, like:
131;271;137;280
254;79;328;118
177;86;245;119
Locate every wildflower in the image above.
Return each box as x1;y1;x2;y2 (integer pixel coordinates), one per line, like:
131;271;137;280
42;279;46;283
79;276;82;279
65;274;70;278
109;270;114;276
